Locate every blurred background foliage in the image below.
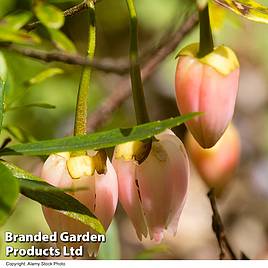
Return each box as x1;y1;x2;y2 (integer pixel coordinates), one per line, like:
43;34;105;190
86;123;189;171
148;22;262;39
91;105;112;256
0;0;268;260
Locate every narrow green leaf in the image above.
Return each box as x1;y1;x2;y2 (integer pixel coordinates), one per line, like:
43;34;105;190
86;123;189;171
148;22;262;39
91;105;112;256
28;68;64;86
0;26;40;45
61;211;105;234
0;11;32;30
0;80;4;133
98;220;121;260
0;52;7;133
48;0;80;3
0;160;86;192
0;160;105;234
34;2;64;29
3;125;36;143
18;178;105;234
0;113;201;156
213;0;268;23
0;162;19;226
7;103;56;111
48;28;77;53
0;160;42;181
0;51;7;81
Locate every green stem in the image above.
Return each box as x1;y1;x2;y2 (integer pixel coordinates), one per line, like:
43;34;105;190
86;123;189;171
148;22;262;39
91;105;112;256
198;4;214;58
74;1;96;136
126;0;149;125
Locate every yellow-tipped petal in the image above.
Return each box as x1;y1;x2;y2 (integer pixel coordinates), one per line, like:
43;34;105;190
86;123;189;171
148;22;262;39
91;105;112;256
114;140;151;164
67;155;95;179
178;43;239;75
55;152;70;159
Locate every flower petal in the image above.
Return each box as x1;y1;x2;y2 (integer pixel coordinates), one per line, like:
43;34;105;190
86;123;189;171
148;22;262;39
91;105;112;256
113;157;148;240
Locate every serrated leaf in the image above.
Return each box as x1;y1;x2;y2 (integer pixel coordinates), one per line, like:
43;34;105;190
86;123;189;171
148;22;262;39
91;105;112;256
34;2;64;29
28;68;64;85
7;103;56;111
19;178;104;234
48;28;77;53
0;26;40;44
0;162;19;226
0;113;201;156
213;0;268;23
0;11;32;30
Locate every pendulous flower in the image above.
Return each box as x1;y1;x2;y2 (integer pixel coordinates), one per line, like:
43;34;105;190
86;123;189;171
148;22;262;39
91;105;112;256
113;130;189;242
185;124;240;194
175;43;240;148
41;150;118;256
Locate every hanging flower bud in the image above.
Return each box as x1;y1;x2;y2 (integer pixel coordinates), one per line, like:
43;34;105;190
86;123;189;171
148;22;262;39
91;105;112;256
185;124;240;194
175;43;240;148
113;130;189;242
41;150;118;257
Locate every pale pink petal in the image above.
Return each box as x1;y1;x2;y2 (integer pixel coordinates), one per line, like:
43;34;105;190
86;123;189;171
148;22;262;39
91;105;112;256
137;131;189;241
41;154;73;188
156;132;189;236
199;67;239;147
94;159;118;230
113;158;148;240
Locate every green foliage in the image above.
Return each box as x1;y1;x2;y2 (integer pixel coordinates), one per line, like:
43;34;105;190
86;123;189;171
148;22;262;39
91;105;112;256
0;162;19;226
27;68;64;86
1;160;43;181
34;2;64;29
213;0;268;23
0;53;7;134
0;160;105;234
0;27;40;45
19;178;105;234
0;10;38;45
7;103;56;112
3;125;36;143
0;81;4;133
0;11;32;30
48;0;80;3
48;28;77;53
0;113;201;156
98;220;121;259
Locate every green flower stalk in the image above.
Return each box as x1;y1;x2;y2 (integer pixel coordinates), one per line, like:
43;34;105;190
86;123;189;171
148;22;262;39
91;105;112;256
74;1;96;136
126;0;149;125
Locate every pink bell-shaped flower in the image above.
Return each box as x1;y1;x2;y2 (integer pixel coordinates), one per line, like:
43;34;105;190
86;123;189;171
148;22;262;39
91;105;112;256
175;43;240;148
113;130;189;242
185;124;240;194
41;151;118;256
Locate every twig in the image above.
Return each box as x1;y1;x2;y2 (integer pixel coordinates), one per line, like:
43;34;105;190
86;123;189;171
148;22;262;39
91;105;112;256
25;0;92;31
87;12;199;132
0;44;129;74
207;189;238;260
